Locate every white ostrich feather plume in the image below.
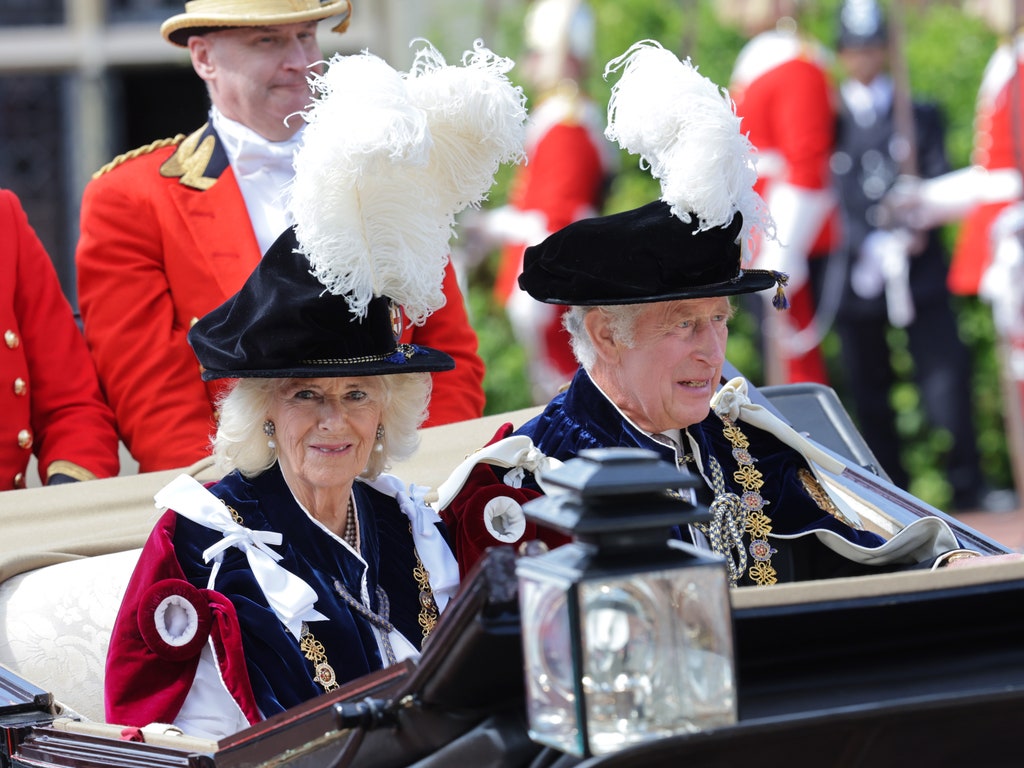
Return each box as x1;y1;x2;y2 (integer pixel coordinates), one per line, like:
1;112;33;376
406;40;527;215
289;40;526;324
604;40;772;261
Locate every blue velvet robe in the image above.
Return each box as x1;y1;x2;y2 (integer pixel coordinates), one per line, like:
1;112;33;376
514;368;900;584
170;464;445;718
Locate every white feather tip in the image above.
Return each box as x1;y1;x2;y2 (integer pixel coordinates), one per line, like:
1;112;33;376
604;40;772;260
288;40;527;324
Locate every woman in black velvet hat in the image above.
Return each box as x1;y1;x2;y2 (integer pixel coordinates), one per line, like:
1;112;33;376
436;41;977;587
103;40;527;738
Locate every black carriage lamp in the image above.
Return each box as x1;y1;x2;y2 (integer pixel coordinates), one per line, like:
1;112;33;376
515;447;737;758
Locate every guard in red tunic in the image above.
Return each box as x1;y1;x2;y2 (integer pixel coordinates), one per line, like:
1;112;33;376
719;1;838;385
949;14;1024;296
0;188;119;490
76;0;486;473
469;0;615;402
876;2;1024;501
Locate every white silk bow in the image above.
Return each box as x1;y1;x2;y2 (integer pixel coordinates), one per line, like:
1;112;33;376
232;137;299;179
154;474;328;641
708;378;865;530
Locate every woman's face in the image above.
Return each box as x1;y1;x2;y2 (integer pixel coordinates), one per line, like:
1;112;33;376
267;377;384;498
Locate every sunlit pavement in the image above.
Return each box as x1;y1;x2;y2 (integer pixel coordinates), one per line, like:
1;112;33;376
956;504;1024;553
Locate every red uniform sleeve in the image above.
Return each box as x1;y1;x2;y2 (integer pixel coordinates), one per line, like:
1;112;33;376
2;189;119;484
494;121;608;305
515;122;605;232
766;59;835;190
76;165;219;472
401;262;485;425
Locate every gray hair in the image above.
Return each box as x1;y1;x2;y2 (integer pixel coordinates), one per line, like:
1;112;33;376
563;304;644;370
212;374;432;479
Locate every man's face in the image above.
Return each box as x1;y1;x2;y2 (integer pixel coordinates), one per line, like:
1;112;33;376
838;44;888;85
592;297;733;434
189;22;323;141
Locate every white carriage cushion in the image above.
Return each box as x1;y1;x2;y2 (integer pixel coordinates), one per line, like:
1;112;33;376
0;548;142;723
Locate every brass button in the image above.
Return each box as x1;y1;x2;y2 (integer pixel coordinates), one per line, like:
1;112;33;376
4;330;18;349
13;472;25;489
189;316;199;328
13;377;27;396
17;428;32;450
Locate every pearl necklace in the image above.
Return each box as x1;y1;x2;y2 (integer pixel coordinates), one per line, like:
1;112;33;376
343;494;358;550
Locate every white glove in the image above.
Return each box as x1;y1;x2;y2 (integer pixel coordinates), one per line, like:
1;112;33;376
755;182;835;292
483;495;528;542
882;168;1022;230
981;204;1024;338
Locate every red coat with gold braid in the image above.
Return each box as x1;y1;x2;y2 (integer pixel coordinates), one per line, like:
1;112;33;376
0;188;119;490
949;40;1024;296
77;124;485;473
491;89;613;394
729;30;838;385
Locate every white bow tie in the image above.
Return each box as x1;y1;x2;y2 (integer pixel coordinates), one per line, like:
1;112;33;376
234;138;298;178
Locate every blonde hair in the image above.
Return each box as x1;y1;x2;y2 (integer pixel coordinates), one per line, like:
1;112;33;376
212;374;432;479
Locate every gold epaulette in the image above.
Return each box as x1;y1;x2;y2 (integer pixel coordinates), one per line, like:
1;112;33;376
92;135;186;179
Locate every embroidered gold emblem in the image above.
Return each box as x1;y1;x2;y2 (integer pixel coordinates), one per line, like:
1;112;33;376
300;623;339;692
160;125;218;190
410;521;440;641
797;468;863;530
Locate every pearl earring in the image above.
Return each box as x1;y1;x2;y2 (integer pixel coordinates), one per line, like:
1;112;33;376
264;420;276;449
375;424;385;452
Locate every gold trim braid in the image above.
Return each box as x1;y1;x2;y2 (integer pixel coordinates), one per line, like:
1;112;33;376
45;460;97;483
93;135;185;179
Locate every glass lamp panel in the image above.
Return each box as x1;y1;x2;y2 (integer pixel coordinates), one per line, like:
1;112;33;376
579;566;736;756
519;575;583;755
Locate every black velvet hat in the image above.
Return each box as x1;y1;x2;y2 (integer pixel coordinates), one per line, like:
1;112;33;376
519;200;780;305
188;229;455;381
524;41;788;309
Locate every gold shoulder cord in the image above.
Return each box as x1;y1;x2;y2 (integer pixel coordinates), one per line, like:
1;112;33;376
92;135;184;179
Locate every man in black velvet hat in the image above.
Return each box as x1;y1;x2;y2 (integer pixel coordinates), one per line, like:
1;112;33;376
435;41;976;586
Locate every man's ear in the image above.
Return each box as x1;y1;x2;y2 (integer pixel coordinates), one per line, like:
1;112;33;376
188;36;215;81
584;309;620;364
